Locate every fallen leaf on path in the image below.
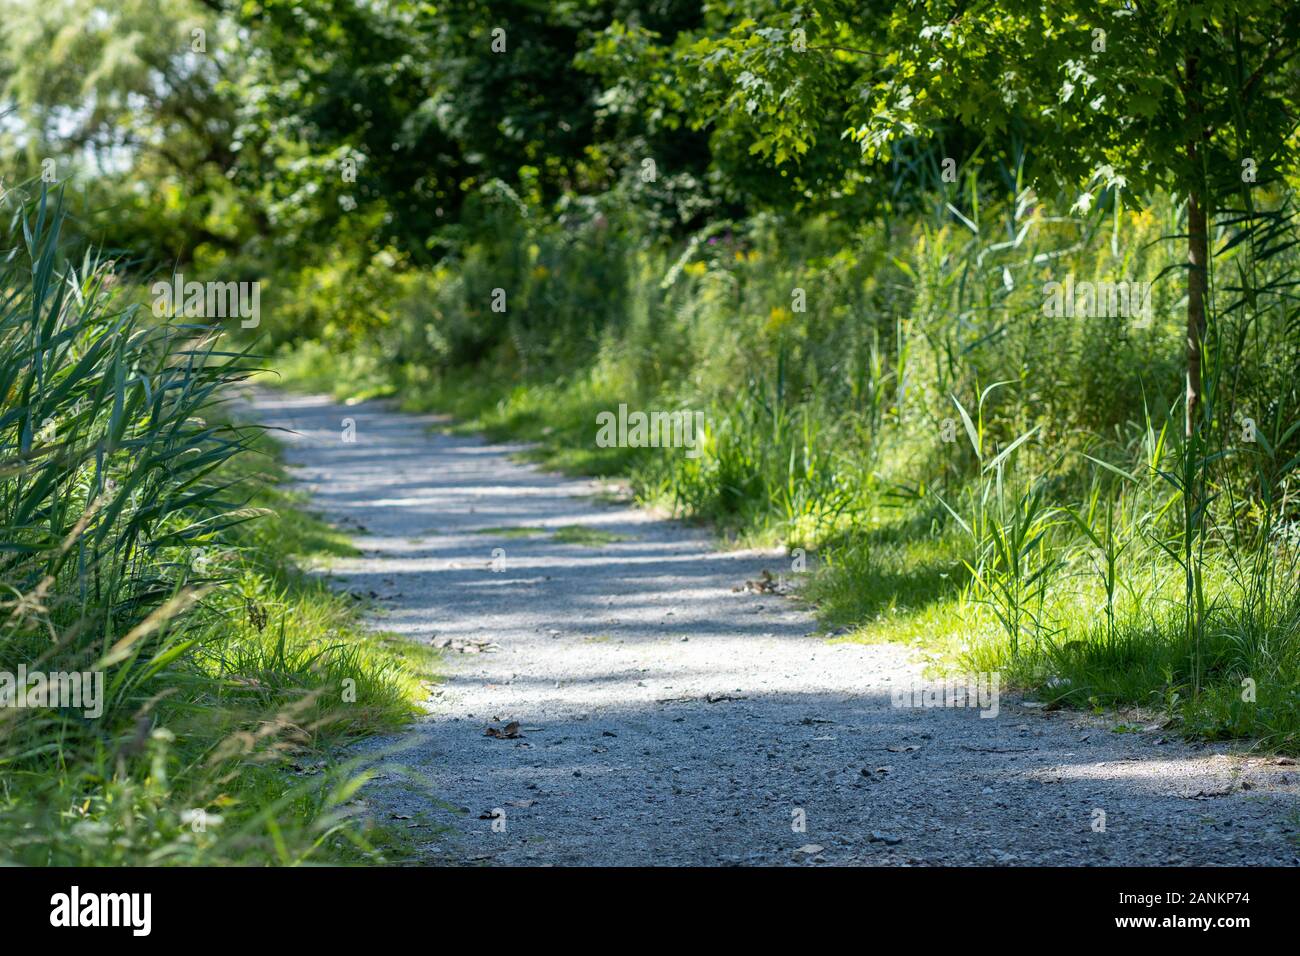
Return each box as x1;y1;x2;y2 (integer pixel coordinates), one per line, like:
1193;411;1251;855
732;569;787;594
1190;786;1235;799
433;636;500;653
484;721;522;739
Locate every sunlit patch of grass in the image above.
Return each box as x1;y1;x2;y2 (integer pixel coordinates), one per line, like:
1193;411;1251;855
805;531;969;633
829;596;978;654
403;367;654;478
470;525;548;538
466;523;629;544
263;342;398;402
230;432;360;561
552;525;630;545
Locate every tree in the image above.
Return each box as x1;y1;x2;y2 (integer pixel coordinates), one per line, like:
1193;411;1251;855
665;0;1300;435
0;0;253;260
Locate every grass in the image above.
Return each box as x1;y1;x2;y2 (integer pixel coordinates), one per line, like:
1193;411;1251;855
552;525;630;545
0;188;435;865
0;418;438;865
206;428;436;735
469;523;630;544
471;525;549;538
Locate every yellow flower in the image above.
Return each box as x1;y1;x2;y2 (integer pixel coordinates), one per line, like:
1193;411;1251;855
531;265;550;280
1127;208;1156;229
766;306;793;333
684;261;708;278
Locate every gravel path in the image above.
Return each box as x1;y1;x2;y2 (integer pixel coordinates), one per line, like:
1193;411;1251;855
251;390;1299;866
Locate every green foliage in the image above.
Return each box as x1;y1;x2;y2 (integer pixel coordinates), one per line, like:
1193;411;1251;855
0;191;429;864
667;1;1300;200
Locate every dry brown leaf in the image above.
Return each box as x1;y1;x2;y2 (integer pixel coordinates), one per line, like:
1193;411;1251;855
484;720;522;739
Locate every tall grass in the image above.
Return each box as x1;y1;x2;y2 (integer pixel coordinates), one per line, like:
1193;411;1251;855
0;188;427;864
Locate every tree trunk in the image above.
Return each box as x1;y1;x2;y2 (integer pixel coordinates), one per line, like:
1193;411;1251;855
1182;52;1208;691
1184;49;1207;438
1186;189;1208;437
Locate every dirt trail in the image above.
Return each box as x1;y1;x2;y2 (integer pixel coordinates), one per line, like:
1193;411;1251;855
251;390;1298;866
